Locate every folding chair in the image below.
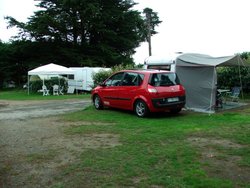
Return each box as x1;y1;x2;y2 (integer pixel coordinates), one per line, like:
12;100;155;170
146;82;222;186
227;87;241;102
42;85;50;96
53;84;59;95
59;86;64;95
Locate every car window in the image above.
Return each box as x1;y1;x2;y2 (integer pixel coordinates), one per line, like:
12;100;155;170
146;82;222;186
149;73;180;86
147;65;171;71
138;74;144;86
122;73;144;86
105;72;124;86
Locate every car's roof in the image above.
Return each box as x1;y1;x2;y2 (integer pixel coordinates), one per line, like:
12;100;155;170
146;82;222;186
120;69;174;74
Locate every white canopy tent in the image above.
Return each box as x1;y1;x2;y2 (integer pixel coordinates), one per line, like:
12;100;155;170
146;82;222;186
175;53;245;113
28;63;75;94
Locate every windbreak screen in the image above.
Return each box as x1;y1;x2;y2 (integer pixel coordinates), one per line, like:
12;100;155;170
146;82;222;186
176;66;216;112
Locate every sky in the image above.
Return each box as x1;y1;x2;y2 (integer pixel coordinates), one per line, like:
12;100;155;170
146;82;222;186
1;0;250;64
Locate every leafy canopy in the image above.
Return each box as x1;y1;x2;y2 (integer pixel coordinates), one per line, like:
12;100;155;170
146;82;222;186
5;0;161;67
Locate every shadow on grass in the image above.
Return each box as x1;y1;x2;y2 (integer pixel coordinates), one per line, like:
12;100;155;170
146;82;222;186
102;107;188;119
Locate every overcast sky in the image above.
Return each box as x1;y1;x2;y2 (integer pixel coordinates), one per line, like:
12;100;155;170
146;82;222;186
1;0;250;64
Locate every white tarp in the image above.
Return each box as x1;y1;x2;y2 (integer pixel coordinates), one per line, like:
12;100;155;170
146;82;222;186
28;63;75;75
175;53;244;113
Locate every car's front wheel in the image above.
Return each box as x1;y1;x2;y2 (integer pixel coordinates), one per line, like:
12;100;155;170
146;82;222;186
93;95;103;110
134;100;149;117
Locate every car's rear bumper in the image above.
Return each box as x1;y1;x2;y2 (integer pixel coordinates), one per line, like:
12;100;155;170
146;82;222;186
151;96;186;109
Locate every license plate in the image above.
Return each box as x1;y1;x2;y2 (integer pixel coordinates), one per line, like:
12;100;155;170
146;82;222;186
168;97;179;102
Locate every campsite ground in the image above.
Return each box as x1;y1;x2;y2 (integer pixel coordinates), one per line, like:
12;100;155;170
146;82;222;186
0;98;92;187
0;96;250;187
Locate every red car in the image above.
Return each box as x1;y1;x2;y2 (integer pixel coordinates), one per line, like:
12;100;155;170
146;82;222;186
91;69;185;117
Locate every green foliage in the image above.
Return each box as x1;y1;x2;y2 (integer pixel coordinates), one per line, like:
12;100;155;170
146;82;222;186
1;0;162;89
143;7;162;37
111;64;136;72
92;69;113;88
92;64;139;88
30;80;43;92
240;52;250;61
4;0;156;67
217;66;250;92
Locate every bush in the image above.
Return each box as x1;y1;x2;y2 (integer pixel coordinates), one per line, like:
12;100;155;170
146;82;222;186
92;69;113;88
92;64;138;88
217;67;250;92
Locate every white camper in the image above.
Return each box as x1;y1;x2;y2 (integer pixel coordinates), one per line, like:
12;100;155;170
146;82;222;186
68;67;110;91
143;54;181;72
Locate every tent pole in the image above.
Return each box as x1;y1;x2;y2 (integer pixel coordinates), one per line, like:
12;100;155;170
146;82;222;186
209;67;216;114
28;74;30;95
237;55;244;99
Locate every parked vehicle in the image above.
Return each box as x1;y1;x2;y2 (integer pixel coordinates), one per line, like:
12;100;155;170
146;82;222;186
143;54;179;71
91;69;186;117
68;67;110;91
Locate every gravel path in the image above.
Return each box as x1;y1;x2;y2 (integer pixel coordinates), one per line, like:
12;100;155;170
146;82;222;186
0;99;92;187
0;99;91;120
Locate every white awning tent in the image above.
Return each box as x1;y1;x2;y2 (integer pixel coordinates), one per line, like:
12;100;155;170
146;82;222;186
28;63;75;94
175;53;245;113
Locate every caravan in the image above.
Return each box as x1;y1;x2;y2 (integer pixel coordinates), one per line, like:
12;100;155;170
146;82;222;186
143;54;181;72
68;67;110;92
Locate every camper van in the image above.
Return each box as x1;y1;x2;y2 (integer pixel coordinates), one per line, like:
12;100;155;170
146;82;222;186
68;67;110;92
143;54;182;72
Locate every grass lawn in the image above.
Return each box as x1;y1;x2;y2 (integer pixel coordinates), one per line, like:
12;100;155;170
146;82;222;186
0;89;90;100
1;89;249;187
55;105;250;188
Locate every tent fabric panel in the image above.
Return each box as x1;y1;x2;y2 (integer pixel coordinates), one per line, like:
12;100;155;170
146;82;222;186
176;66;216;113
176;53;240;67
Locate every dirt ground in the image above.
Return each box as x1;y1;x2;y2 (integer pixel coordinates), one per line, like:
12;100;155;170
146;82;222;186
0;99;120;187
0;99;91;120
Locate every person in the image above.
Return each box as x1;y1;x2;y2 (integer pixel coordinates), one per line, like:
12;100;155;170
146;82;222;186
216;90;223;108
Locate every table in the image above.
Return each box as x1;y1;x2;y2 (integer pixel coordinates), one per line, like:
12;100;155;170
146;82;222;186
217;89;230;94
217;89;230;105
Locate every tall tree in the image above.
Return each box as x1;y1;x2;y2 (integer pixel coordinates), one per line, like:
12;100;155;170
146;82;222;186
3;0;162;87
143;8;162;56
6;0;157;67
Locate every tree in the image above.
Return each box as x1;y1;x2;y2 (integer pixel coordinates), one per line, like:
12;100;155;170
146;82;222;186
3;0;162;87
143;8;162;56
5;0;159;67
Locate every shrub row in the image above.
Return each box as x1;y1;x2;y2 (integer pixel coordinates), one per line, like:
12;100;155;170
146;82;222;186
217;67;250;92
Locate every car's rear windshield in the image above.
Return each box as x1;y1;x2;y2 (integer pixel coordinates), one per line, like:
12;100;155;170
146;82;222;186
149;73;180;86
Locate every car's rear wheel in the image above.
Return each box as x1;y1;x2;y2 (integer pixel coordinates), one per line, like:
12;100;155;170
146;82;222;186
93;95;103;110
134;100;149;117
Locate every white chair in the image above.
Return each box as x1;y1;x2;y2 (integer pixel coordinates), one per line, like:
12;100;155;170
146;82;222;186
59;86;64;95
42;85;50;96
53;84;59;95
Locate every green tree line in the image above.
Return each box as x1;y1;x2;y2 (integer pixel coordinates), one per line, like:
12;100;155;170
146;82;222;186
0;0;161;88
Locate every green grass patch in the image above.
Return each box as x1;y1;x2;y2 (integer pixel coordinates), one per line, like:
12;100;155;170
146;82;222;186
0;89;90;100
53;106;250;188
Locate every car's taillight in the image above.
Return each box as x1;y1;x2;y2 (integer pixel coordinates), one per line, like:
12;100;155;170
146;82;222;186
148;88;158;93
